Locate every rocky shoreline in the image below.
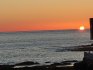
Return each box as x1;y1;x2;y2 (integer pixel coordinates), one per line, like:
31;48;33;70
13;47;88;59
0;60;78;70
1;44;93;70
66;44;93;51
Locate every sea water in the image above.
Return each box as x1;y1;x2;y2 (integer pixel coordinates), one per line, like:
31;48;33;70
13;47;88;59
0;30;90;65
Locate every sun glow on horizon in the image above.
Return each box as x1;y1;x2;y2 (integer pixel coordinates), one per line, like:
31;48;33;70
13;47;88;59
79;26;85;31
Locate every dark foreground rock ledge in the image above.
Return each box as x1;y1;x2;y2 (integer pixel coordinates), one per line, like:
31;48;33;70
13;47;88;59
0;61;77;70
74;52;93;70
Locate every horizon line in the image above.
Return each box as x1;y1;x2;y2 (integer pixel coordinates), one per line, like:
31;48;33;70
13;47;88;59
0;28;90;33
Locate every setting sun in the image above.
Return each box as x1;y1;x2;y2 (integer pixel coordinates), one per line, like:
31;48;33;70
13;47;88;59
79;26;85;31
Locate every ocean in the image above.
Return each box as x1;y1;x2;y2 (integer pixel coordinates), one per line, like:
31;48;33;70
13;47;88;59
0;29;91;65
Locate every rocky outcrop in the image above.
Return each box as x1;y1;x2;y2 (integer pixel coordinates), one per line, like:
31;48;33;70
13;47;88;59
74;52;93;70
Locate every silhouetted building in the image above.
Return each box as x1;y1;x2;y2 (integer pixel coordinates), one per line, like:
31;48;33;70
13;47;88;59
90;18;93;40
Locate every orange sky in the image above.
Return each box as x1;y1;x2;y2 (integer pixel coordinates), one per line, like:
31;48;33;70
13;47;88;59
0;0;93;32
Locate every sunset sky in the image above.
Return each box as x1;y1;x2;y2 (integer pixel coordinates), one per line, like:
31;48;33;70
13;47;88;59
0;0;93;32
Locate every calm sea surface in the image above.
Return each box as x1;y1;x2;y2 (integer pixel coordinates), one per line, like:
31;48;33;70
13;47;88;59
0;30;90;65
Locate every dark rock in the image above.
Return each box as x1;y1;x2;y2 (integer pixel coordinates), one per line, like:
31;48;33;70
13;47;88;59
45;62;51;63
74;61;87;70
15;61;39;66
0;61;75;70
0;65;14;70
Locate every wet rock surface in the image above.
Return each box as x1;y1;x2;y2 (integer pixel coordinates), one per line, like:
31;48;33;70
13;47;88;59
0;61;76;70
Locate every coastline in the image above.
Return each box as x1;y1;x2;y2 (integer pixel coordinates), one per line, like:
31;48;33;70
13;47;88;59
0;60;77;70
0;44;93;70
